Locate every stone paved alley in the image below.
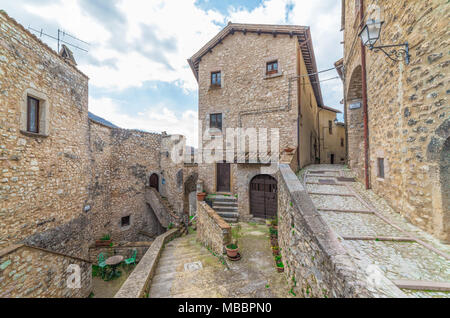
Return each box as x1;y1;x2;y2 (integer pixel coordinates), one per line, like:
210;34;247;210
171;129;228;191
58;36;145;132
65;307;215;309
301;165;450;298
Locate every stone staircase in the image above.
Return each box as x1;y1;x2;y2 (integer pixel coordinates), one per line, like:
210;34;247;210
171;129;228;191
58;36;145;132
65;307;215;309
211;195;239;223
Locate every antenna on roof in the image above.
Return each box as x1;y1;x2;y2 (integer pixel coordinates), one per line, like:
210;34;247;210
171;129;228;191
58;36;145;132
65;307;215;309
28;26;90;53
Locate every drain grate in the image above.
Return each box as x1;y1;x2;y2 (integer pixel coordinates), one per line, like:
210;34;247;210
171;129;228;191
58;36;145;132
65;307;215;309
184;261;203;272
336;177;356;182
318;179;336;185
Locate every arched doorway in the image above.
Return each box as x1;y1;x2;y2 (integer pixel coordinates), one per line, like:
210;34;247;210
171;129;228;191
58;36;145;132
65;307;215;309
149;173;159;192
250;175;277;219
184;173;198;215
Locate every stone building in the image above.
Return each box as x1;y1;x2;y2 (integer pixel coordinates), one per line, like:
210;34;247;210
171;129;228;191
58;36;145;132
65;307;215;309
188;23;326;221
340;0;449;242
0;11;189;297
318;106;346;164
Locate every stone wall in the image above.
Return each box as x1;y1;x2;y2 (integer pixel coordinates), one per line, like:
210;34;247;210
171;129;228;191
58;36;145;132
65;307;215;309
114;228;179;298
342;0;449;241
88;241;153;264
277;163;404;298
196;202;231;255
0;11;90;258
0;244;92;298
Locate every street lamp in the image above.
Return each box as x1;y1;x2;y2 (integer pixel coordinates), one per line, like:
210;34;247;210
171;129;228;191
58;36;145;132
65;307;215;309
359;19;410;65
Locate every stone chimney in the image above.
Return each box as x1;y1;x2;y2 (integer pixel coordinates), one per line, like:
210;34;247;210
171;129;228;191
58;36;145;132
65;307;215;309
59;44;77;66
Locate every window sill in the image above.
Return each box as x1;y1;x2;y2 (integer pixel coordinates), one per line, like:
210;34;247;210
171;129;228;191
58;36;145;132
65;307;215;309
209;85;222;91
264;72;282;80
20;130;49;138
376;177;385;182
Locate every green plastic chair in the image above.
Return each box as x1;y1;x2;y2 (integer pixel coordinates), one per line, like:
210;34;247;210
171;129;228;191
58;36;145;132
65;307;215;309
97;253;108;279
124;249;137;267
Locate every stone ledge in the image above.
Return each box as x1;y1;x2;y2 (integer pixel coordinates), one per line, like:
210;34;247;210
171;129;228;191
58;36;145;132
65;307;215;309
114;228;179;298
200;202;231;230
0;243;92;264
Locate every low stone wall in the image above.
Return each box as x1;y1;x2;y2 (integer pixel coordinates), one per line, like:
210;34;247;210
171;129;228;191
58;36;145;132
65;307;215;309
88;241;153;264
0;244;92;298
277;164;405;298
114;228;179;298
196;202;231;255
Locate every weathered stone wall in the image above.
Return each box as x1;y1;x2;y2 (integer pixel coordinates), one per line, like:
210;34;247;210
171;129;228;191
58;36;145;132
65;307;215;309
88;241;152;264
195;28;321;223
342;0;449;241
0;244;92;298
0;11;91;258
277;163;404;298
196;202;231;255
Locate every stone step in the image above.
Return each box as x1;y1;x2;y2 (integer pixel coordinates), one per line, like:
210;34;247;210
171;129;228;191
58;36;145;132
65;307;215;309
213;201;238;207
212;196;237;203
216;211;239;219
158;250;210;264
221;217;238;223
213;205;238;212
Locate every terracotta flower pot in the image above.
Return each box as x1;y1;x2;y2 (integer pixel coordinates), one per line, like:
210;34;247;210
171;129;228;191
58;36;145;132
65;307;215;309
284;147;295;153
277;266;284;273
225;245;239;258
272;249;280;256
197;192;206;201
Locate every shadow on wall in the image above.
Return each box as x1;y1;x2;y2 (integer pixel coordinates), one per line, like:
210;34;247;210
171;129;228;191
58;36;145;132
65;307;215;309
440;137;449;242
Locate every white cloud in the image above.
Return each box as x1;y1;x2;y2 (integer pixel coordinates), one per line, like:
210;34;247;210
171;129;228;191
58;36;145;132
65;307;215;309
89;97;198;146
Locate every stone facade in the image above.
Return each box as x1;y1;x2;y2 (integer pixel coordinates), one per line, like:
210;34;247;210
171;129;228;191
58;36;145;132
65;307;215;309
0;11;189;297
0;244;92;298
277;164;405;298
318;107;346;164
341;0;449;242
196;201;231;255
189;23;327;221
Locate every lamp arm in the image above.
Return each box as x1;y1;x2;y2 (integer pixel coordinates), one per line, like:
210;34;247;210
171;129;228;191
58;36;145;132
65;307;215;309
370;42;410;65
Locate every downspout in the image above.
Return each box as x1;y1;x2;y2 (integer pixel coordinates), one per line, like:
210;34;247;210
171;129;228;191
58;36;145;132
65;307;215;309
360;0;371;189
317;107;323;163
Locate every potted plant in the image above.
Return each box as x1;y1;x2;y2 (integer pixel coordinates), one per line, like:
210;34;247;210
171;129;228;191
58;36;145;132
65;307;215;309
272;246;280;256
225;243;239;258
276;261;285;273
269;227;278;239
95;234;112;247
226;224;242;259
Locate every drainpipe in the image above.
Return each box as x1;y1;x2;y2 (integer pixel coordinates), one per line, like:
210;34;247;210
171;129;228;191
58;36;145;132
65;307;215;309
317;107;323;163
360;0;371;189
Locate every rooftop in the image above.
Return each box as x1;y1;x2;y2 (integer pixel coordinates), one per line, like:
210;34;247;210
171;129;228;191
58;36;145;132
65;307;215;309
188;22;324;107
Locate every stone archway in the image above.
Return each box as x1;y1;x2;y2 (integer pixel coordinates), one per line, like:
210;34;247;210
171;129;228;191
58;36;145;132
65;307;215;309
184;173;198;215
346;65;365;179
149;173;159;192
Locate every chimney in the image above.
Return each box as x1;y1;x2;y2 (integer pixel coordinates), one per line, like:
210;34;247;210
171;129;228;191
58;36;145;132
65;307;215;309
59;44;77;66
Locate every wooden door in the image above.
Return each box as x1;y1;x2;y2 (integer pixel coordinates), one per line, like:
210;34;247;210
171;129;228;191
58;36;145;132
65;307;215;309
149;173;159;192
250;175;277;219
216;163;230;192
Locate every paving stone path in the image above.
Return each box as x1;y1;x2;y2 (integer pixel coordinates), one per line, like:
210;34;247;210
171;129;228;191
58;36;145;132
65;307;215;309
302;164;450;298
148;223;295;298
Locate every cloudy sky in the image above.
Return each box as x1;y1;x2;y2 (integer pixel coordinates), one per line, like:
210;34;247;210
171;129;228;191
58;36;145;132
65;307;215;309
1;0;344;147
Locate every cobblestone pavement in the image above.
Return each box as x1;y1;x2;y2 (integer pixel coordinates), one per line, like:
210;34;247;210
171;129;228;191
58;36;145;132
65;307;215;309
148;223;295;298
301;164;450;298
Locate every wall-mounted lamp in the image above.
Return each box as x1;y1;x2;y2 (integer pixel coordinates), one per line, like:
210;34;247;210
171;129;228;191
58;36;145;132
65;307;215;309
359;19;410;65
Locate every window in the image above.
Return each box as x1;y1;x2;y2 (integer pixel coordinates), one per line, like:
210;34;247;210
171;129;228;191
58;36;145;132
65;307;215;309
377;158;385;179
121;216;130;227
341;138;344;147
27;96;40;133
210;113;222;130
266;60;278;75
211;71;221;87
328;120;333;135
